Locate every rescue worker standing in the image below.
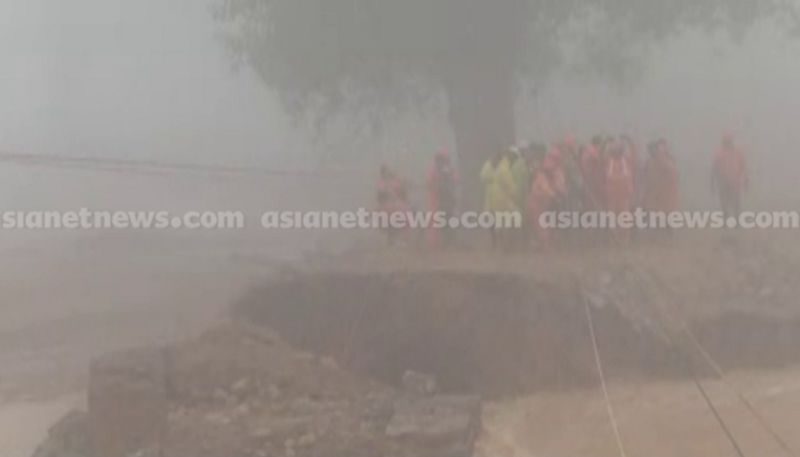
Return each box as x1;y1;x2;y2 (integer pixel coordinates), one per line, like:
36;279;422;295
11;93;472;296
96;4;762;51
426;150;458;248
510;145;531;213
510;145;531;246
376;165;411;245
480;148;518;250
605;140;635;243
712;133;748;220
527;153;565;250
642;139;679;214
621;134;641;200
580;137;606;211
642;139;679;238
550;137;582;213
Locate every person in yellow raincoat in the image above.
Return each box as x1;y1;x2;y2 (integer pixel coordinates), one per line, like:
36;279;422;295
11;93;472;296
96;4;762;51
480;148;519;250
509;145;531;247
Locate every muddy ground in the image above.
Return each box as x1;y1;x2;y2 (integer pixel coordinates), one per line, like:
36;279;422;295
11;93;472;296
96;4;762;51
0;233;261;457
5;165;800;457
0;164;360;457
231;234;800;456
23;232;800;456
479;368;800;456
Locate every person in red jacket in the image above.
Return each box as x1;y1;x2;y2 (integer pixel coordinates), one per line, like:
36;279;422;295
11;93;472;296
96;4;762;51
376;165;411;245
642;139;679;237
426;149;458;248
712;133;748;219
605;140;635;243
528;154;566;249
621;134;641;199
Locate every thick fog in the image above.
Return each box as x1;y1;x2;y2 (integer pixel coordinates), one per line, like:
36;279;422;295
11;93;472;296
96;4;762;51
0;0;308;167
3;3;800;456
1;1;798;203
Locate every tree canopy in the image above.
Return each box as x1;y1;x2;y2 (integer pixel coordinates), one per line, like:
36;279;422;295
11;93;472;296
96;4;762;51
217;0;796;116
215;0;798;197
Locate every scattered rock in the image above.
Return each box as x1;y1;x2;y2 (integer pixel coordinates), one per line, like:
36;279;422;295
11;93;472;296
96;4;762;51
320;356;339;369
250;427;272;440
231;378;251;396
296;432;317;447
401;371;438;395
34;322;481;457
586;292;608;309
203;411;232;426
212;388;232;404
267;383;282;400
32;409;90;457
385;395;481;456
125;448;159;457
233;402;251;417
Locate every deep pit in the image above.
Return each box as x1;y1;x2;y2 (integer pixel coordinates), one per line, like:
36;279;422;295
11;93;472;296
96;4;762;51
30;267;800;457
235;270;800;398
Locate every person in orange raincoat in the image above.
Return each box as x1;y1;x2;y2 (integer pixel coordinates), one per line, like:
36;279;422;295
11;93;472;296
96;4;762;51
558;136;584;213
621;134;640;195
528;154;565;249
712;133;748;219
543;145;568;205
605;140;635;242
580;136;606;210
426;150;458;248
642;139;679;238
376;165;411;245
642;139;679;213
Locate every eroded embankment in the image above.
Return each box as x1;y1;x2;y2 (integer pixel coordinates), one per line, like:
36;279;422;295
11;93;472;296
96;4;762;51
234;270;800;398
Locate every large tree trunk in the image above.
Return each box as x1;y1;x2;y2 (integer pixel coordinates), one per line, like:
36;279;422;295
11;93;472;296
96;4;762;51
445;64;516;209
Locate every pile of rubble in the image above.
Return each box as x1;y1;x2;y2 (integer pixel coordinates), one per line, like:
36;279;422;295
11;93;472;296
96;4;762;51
33;322;481;457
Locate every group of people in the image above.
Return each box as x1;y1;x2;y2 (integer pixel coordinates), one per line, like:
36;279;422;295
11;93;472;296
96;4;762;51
480;134;677;248
377;133;748;250
376;149;459;247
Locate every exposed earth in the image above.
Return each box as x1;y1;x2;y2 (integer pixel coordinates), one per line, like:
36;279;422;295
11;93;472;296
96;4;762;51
17;229;800;457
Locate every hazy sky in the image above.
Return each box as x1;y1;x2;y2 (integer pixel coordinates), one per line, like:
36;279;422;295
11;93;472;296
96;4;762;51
0;0;302;166
1;0;798;200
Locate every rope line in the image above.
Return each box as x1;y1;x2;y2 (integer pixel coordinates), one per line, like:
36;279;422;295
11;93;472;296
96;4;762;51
576;201;767;457
584;297;629;457
681;323;796;457
692;371;747;457
628;261;795;457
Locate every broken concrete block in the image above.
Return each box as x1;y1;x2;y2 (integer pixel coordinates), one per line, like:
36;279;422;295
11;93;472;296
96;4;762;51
386;395;481;457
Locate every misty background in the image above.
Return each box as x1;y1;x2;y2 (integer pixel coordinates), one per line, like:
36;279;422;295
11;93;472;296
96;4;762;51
0;0;798;206
0;3;798;454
